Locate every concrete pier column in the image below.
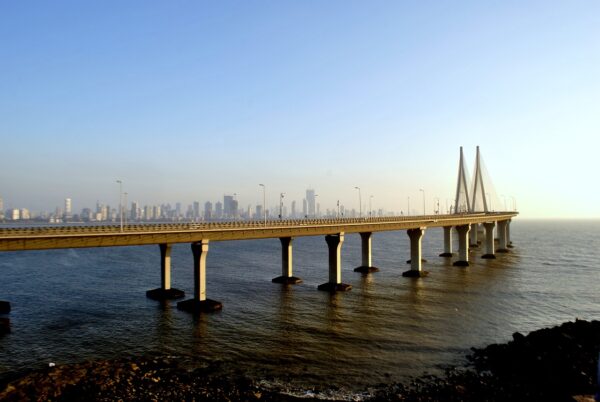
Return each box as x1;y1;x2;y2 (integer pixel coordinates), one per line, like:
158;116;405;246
482;222;496;259
177;240;222;313
439;226;453;257
470;224;479;247
497;220;509;252
453;224;471;267
318;233;352;292
272;237;302;284
146;244;185;300
507;220;513;248
354;232;379;273
403;228;428;277
0;301;10;314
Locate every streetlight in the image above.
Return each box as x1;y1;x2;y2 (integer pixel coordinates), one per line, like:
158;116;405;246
369;195;373;218
337;200;340;218
434;197;440;214
354;187;362;218
279;192;285;219
116;179;123;232
419;189;425;215
124;192;128;225
259;184;266;225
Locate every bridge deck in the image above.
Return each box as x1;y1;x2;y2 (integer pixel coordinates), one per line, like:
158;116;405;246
0;212;517;251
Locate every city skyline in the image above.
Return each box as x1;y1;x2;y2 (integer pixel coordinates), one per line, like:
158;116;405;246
1;2;599;219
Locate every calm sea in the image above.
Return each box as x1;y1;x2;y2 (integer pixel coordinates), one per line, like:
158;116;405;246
1;220;599;395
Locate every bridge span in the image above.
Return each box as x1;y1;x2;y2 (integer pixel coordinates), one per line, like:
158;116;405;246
0;212;517;314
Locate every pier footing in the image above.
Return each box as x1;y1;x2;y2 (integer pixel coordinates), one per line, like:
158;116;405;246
439;252;453;257
402;270;429;278
146;288;185;300
272;276;303;284
497;249;510;253
0;301;10;314
177;299;222;313
482;254;497;259
317;283;352;292
354;265;379;273
453;260;469;267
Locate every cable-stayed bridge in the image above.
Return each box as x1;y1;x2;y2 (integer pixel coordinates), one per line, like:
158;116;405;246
0;147;518;315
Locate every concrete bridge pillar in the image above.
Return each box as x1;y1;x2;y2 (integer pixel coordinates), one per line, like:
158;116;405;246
439;226;453;257
497;220;509;252
0;301;10;315
470;224;479;247
318;233;352;292
354;232;379;273
507;220;513;248
272;237;302;284
453;224;471;266
177;240;222;313
146;244;185;300
482;222;496;259
403;228;428;277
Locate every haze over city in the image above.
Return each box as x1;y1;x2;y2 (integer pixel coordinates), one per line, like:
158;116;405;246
1;2;599;218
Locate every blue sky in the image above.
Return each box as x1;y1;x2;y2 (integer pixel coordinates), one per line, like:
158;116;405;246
1;1;599;217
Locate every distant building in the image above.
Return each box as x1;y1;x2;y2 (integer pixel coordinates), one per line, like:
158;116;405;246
215;201;223;219
9;208;20;220
306;189;315;217
302;199;307;217
204;201;213;220
223;195;234;217
291;200;296;218
131;201;140;220
193;201;200;220
64;198;72;221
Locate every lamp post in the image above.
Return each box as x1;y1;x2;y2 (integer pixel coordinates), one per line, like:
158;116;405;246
354;187;362;218
259;184;266;225
434;197;440;214
419;188;425;215
369;195;373;218
116;179;123;232
337;200;340;218
123;192;128;226
279;193;285;219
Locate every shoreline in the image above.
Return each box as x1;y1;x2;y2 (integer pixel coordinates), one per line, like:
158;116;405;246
2;319;599;401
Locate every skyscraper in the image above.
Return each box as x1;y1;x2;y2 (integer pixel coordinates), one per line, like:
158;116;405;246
64;198;72;221
204;201;213;220
291;200;296;218
223;195;234;217
306;189;315;217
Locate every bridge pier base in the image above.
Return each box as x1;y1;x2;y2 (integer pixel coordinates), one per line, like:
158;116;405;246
497;220;509;252
354;232;379;273
147;244;185;300
403;228;428;277
439;226;453;257
272;237;302;284
318;233;352;292
178;240;222;313
507;220;514;248
453;224;471;267
482;222;496;259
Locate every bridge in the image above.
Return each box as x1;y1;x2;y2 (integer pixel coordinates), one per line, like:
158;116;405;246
0;146;518;315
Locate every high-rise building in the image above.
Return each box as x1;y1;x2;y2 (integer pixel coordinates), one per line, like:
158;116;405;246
193;201;200;220
302;199;307;217
204;201;213;220
131;201;140;220
64;198;72;221
223;195;234;217
306;189;315;217
291;200;296;218
215;201;223;219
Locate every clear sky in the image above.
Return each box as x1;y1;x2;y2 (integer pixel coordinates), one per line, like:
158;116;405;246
1;1;599;218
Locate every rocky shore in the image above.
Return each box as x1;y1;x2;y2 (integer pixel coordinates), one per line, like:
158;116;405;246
1;319;599;401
